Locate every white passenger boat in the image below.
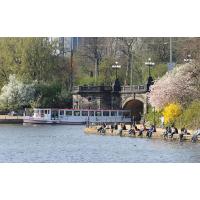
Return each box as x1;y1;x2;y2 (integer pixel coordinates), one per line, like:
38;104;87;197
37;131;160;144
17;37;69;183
23;108;132;125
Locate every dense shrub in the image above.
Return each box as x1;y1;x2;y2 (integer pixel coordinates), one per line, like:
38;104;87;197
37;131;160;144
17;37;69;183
145;106;162;127
162;103;182;125
176;100;200;129
34;82;72;108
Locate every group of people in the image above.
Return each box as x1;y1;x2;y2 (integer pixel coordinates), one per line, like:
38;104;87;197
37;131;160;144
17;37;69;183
97;122;156;138
96;122;200;142
163;125;191;141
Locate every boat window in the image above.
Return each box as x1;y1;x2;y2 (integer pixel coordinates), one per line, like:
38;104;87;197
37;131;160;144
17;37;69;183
89;111;94;116
111;111;117;116
47;110;50;114
103;111;109;116
74;111;80;116
60;110;64;115
40;110;44;117
45;110;48;114
123;111;131;117
95;111;102;116
65;111;72;116
118;111;123;116
82;111;88;116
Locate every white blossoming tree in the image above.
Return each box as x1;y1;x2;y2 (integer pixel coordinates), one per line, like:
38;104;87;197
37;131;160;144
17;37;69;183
0;75;35;110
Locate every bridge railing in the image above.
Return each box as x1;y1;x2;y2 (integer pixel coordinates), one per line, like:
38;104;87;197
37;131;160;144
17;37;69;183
73;85;147;93
73;85;112;93
121;85;147;93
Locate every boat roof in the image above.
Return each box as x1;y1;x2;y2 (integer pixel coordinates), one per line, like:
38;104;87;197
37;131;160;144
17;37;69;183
33;108;131;111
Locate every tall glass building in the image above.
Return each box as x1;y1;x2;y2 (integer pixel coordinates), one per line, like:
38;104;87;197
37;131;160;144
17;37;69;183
49;37;80;56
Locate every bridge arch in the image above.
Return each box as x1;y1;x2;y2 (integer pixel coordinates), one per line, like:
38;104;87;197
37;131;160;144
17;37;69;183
122;97;144;122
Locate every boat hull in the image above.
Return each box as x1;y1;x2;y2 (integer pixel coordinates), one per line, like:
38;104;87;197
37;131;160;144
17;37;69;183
23;119;86;125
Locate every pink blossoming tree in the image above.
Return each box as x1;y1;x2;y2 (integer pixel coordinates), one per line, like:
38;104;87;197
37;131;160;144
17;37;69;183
149;61;200;110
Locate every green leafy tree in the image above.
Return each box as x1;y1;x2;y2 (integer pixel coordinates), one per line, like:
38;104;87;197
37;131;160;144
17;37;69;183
34;82;72;108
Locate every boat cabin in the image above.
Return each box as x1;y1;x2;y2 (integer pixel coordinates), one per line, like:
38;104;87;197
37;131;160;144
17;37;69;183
30;108;132;124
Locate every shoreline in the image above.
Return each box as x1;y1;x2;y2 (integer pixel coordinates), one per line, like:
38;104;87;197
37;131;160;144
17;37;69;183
0;115;23;124
84;125;198;142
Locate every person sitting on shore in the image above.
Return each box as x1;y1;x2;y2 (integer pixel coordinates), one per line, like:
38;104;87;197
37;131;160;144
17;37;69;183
97;125;106;134
191;128;200;143
114;123;118;130
117;125;123;136
167;126;172;138
138;124;145;136
146;125;154;138
179;126;186;141
97;125;103;133
128;125;136;135
110;124;114;133
134;125;138;131
184;127;190;135
163;126;171;139
103;123;106;128
122;123;127;130
170;125;178;138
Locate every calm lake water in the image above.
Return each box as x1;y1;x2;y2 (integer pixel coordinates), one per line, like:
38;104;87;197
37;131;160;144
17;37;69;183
0;124;200;162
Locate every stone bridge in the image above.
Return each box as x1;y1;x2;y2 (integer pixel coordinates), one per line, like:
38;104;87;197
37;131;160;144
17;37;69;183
120;85;147;120
72;84;148;121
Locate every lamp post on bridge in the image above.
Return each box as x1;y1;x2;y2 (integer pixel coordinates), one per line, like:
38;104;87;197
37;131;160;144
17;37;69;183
184;54;192;63
112;61;121;80
145;58;155;92
145;58;155;78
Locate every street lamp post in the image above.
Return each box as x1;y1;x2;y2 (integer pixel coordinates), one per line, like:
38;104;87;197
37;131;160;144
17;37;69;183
145;58;155;114
145;58;155;78
184;54;192;63
112;61;121;80
145;58;155;92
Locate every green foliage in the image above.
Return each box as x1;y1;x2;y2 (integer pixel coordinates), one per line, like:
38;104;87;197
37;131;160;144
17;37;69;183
34;82;72;108
75;57;116;86
176;100;200;129
142;63;168;84
76;76;96;85
145;106;163;126
0;38;70;88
